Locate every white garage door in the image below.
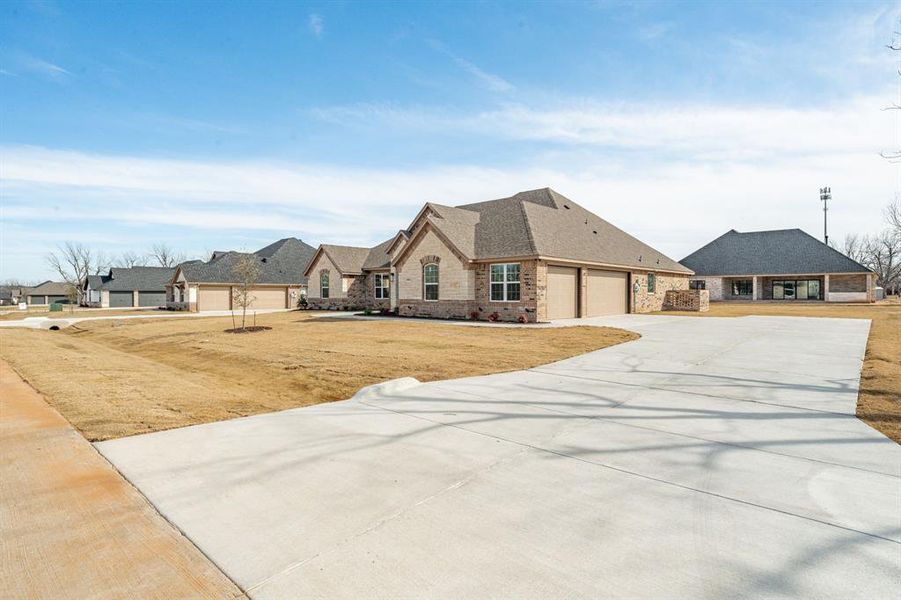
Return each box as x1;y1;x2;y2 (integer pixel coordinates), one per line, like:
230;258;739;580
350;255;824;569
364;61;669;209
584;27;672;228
199;287;231;311
247;288;287;309
547;266;579;320
586;270;628;316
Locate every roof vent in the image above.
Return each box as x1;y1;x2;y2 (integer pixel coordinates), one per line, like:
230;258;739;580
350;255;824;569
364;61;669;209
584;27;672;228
638;255;642;262
592;230;597;235
563;204;570;209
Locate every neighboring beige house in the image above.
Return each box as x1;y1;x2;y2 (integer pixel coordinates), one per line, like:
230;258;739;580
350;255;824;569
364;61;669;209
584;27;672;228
83;267;174;308
167;238;316;311
25;281;74;305
306;188;692;322
680;229;877;302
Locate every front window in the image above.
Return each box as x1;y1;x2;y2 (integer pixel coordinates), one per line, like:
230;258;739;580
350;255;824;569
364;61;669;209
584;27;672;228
374;273;390;299
423;264;439;300
490;263;521;301
647;272;656;294
689;279;706;290
320;272;330;298
773;279;820;300
731;279;752;296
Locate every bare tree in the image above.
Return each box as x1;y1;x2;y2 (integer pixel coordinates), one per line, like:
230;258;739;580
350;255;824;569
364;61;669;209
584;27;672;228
885;198;901;234
231;254;262;331
115;251;146;268
842;233;866;264
46;242;93;305
882;24;901;162
150;243;186;268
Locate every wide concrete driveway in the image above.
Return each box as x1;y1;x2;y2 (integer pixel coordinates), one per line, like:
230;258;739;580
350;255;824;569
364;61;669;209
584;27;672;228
97;315;901;598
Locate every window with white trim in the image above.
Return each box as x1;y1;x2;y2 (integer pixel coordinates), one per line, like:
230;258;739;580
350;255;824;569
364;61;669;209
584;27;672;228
320;272;330;298
423;264;439;300
374;273;390;299
490;263;521;301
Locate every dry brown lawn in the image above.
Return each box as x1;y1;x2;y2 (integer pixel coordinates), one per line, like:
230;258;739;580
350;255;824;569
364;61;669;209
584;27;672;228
0;311;637;441
658;301;901;444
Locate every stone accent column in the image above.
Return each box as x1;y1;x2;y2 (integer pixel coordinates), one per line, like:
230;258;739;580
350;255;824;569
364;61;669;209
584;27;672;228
824;274;830;302
752;276;758;301
132;290;139;306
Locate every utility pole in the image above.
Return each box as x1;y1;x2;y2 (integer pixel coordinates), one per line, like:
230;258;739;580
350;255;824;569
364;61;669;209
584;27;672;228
819;187;831;245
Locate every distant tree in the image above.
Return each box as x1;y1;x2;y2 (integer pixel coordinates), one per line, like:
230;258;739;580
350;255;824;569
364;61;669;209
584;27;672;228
150;243;186;268
115;251;146;268
882;23;901;162
231;254;261;331
46;243;97;305
846;200;901;296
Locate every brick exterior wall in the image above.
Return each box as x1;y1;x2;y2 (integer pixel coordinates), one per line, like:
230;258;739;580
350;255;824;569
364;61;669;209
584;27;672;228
630;271;689;312
397;259;540;322
663;289;709;311
829;274;867;293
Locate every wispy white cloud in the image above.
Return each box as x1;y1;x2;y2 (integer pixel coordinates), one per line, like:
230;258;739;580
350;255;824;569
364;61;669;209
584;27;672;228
428;39;514;93
308;13;324;38
309;94;893;161
17;54;72;81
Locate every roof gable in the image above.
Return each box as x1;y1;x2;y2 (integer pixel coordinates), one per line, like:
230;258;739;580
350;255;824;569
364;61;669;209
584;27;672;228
680;229;872;276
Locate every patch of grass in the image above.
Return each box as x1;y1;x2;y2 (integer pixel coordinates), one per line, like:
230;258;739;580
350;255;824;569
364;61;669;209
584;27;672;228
658;301;901;444
0;311;638;441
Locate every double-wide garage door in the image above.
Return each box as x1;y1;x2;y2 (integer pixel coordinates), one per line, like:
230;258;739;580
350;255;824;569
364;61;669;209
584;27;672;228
198;287;287;311
546;266;628;320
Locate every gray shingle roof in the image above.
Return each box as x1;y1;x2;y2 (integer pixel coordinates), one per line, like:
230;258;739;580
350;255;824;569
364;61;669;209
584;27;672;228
419;188;690;273
318;245;372;275
178;238;316;285
27;281;73;295
680;229;872;276
94;266;175;291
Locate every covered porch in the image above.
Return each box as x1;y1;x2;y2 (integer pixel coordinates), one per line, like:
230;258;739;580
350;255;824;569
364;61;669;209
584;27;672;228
721;273;873;302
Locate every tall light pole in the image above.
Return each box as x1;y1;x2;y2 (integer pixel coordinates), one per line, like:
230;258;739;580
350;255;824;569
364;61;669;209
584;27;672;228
819;187;831;245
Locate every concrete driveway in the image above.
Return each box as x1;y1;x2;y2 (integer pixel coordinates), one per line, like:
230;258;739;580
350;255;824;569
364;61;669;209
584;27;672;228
97;315;901;598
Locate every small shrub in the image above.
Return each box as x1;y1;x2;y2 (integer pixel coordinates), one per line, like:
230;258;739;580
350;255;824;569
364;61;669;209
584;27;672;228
363;308;373;316
299;296;308;309
379;308;391;316
517;314;527;324
487;311;500;322
469;310;481;320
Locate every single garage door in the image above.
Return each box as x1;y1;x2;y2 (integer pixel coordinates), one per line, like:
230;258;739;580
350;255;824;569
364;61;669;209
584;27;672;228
247;288;287;309
546;265;579;320
138;291;167;307
586;269;628;316
199;287;231;311
109;291;134;307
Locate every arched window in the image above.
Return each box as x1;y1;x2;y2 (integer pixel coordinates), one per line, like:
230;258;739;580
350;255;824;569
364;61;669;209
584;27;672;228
423;264;439;300
320;271;330;298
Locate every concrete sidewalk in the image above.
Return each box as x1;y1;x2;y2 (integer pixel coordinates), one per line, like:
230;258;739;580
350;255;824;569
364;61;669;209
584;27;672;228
0;360;243;599
97;315;901;598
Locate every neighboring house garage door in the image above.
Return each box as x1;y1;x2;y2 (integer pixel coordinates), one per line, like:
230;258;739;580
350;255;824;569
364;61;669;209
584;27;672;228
109;291;134;307
546;265;579;320
586;269;628;316
47;295;68;304
199;287;231;311
247;288;287;309
138;291;167;307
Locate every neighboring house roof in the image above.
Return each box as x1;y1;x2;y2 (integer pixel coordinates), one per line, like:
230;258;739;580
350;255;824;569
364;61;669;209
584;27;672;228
399;188;691;274
27;281;73;296
177;238;316;285
680;229;872;276
87;266;176;291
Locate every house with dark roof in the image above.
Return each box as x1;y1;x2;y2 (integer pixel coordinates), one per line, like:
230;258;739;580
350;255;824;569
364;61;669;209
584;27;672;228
25;281;75;305
680;229;876;303
168;238;317;311
83;266;175;308
305;188;692;321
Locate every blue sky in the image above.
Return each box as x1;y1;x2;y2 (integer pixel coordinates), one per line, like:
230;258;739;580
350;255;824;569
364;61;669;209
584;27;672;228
2;0;899;280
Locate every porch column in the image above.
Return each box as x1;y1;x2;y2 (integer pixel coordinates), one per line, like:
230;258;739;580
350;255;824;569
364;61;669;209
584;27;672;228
752;276;758;301
824;274;830;302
